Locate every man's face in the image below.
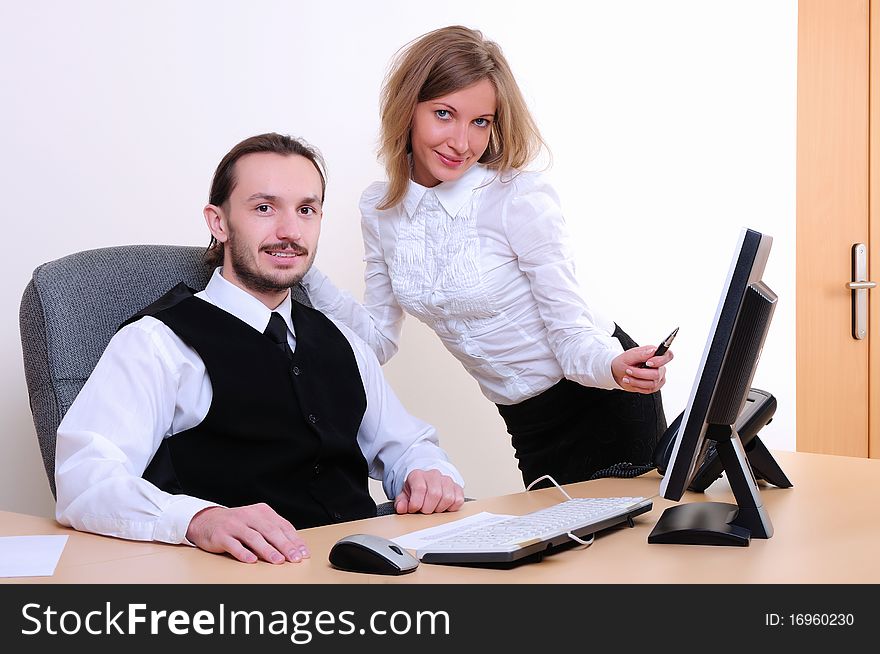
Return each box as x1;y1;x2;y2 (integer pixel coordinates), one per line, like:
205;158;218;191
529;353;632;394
205;152;322;307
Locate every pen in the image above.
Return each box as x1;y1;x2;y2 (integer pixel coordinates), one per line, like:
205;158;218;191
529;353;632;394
639;327;678;368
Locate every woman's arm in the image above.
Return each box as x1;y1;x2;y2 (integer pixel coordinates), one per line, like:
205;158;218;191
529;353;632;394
502;173;624;390
301;184;404;364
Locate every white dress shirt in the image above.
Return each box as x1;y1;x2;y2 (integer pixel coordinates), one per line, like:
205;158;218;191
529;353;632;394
304;164;623;405
54;268;463;544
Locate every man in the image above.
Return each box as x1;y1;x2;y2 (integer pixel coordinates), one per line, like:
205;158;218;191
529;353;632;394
54;133;465;565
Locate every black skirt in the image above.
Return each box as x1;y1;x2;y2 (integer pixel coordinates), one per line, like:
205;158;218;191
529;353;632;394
496;325;667;489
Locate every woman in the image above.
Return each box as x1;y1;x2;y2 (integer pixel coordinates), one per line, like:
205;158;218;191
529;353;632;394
304;25;672;488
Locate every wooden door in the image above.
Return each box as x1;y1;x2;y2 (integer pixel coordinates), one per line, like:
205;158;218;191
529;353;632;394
871;2;880;458
797;0;878;457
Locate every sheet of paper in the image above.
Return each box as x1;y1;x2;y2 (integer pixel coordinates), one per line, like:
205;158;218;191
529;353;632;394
0;535;68;578
392;512;514;550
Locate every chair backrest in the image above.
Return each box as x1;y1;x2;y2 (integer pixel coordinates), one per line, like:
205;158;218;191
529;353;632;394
19;244;311;497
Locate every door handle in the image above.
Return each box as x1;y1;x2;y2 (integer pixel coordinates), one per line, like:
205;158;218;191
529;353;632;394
849;243;875;339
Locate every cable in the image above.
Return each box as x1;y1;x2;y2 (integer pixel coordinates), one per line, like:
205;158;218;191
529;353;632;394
525;474;572;500
566;532;595;546
589;461;657;480
525;474;595;547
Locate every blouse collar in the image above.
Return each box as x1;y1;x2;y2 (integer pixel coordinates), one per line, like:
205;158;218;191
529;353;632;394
402;163;490;220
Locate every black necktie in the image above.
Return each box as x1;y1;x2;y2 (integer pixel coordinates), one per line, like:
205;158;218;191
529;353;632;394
264;312;293;360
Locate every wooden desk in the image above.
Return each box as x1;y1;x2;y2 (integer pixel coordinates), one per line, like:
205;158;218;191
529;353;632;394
2;450;878;583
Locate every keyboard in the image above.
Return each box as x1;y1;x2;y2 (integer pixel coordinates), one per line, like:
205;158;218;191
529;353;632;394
417;496;653;567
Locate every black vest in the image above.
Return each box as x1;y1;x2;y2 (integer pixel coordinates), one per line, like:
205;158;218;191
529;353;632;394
124;283;376;529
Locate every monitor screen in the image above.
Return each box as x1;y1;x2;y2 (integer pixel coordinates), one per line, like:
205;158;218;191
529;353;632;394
649;227;778;546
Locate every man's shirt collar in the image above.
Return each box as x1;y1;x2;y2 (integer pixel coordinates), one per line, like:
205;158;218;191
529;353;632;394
202;267;294;335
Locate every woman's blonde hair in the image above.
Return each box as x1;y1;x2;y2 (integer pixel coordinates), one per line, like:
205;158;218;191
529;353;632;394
377;25;547;210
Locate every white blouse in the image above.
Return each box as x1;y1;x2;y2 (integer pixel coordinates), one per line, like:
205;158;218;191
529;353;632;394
304;163;623;405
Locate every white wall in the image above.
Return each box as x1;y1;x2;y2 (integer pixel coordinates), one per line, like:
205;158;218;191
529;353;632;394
0;0;796;517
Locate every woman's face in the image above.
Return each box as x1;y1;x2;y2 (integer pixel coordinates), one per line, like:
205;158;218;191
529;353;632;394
409;78;497;187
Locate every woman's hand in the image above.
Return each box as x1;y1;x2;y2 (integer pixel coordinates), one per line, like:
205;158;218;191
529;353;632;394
611;345;673;394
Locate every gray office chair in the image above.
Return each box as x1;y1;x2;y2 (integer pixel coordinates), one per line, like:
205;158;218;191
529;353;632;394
19;244;311;498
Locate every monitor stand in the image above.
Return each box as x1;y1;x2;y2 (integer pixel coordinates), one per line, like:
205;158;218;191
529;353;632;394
648;424;774;546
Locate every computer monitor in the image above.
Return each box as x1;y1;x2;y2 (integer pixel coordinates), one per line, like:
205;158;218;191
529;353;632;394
649;227;779;546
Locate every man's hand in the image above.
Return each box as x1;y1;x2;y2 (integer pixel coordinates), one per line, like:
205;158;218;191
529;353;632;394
186;503;310;564
394;469;465;515
611;344;673;394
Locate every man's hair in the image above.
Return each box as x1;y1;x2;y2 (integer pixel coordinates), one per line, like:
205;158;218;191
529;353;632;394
204;133;327;268
377;25;547;210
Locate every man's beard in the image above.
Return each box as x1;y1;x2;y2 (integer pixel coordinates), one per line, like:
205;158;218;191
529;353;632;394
226;235;315;295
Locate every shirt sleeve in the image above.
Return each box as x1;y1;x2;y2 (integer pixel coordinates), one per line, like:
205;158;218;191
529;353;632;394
502;173;623;390
54;318;219;545
301;182;404;364
332;319;465;499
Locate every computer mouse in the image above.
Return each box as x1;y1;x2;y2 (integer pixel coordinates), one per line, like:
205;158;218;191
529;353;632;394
329;533;419;575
